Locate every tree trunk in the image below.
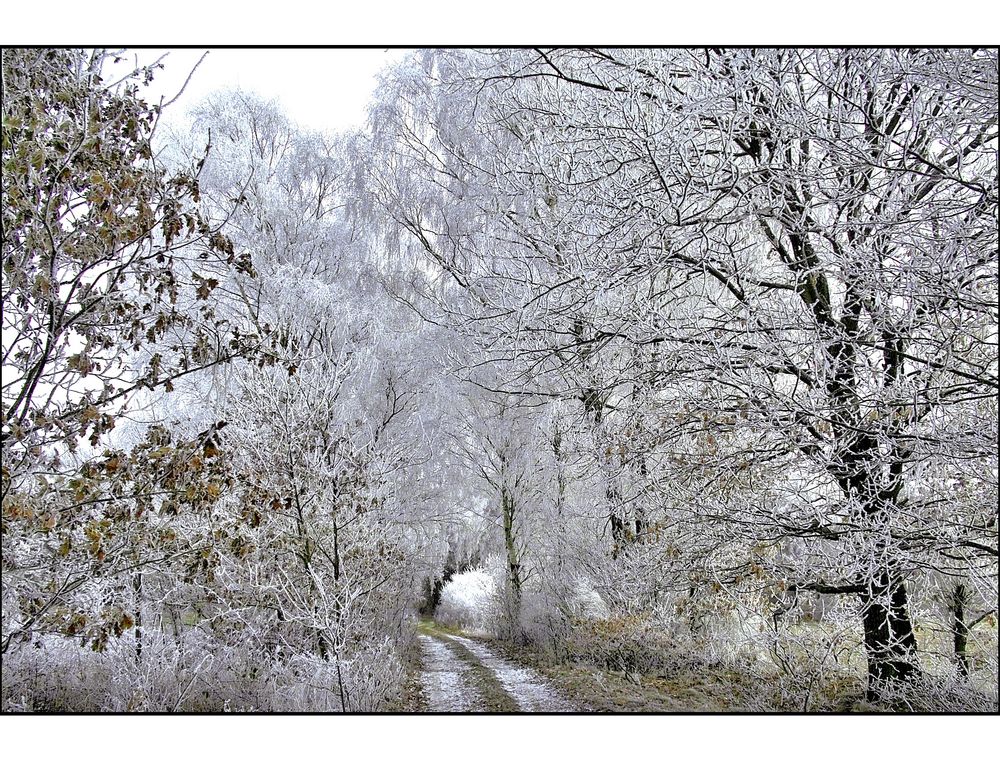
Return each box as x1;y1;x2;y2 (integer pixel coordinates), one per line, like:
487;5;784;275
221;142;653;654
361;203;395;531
501;485;523;641
834;425;920;701
859;571;918;701
952;583;970;680
609;508;628;559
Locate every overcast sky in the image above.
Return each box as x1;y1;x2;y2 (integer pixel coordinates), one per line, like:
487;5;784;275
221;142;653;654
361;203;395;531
125;48;414;134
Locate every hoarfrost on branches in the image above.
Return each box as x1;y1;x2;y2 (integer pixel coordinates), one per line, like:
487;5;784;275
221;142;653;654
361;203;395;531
2;46;996;713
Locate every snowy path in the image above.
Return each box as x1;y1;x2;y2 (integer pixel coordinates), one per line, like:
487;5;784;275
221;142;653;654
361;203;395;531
418;633;485;712
417;632;575;713
450;635;575;712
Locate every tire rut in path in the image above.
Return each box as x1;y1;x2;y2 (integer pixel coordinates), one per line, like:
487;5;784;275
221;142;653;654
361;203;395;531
418;632;575;713
450;635;575;712
418;633;485;712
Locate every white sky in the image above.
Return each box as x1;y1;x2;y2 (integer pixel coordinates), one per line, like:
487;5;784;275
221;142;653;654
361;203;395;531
124;48;414;134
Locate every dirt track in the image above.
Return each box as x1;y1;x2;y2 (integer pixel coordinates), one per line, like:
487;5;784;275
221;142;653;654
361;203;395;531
417;631;575;713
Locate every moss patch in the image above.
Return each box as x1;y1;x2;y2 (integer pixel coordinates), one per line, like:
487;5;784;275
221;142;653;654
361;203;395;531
416;618;464;638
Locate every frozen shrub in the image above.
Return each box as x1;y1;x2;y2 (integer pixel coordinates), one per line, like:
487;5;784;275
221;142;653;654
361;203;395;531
891;672;999;712
568;578;611;621
517;576;609;652
434;568;501;634
564;614;692;675
0;623;407;712
340;636;406;711
518;588;569;649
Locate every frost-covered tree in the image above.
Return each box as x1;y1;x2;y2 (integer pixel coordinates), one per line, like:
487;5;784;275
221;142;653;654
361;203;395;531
1;49;256;660
364;48;998;701
141;89;462;709
4;46;995;712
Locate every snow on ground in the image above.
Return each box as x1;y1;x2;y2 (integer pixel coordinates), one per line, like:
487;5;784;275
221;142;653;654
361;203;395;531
418;631;576;712
417;634;484;712
450;635;575;712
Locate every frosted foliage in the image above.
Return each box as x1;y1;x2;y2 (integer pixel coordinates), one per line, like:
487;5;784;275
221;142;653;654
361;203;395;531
2;47;996;713
435;569;502;635
568;579;611;621
361;47;997;709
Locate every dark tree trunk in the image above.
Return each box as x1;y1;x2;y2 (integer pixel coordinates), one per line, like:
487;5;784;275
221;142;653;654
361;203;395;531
859;572;918;701
833;425;920;701
609;510;627;558
952;583;970;680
